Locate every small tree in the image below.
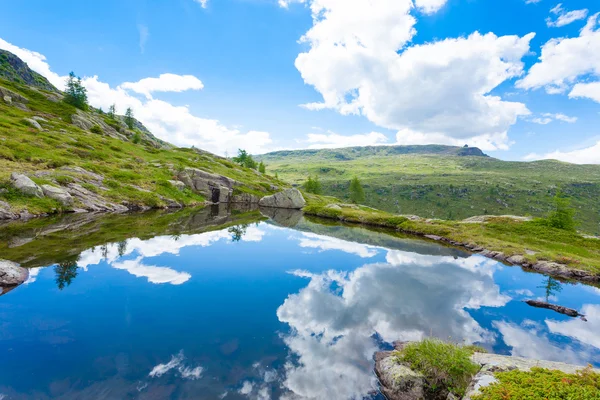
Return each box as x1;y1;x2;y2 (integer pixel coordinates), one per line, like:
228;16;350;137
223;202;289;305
304;175;322;194
232;149;258;170
108;104;116;119
349;177;365;204
547;191;576;231
132;132;142;144
258;161;266;174
125;107;135;129
64;71;88;110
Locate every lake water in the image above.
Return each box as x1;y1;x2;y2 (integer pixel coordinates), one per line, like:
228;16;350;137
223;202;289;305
1;207;599;399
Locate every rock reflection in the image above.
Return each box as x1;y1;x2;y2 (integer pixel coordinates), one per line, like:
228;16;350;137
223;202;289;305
277;252;509;399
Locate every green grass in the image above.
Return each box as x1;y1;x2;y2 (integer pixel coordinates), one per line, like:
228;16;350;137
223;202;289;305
393;339;481;397
303;195;600;274
257;146;600;234
473;366;600;400
0;77;284;214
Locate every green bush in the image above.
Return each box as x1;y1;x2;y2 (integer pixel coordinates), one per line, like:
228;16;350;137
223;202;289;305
473;366;600;400
394;339;480;397
90;125;103;134
132;132;142;144
546;192;577;231
304;175;322;194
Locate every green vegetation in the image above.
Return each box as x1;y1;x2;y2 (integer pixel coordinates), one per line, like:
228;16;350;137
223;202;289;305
349;176;365;204
256;145;600;234
394;339;480;397
64;71;88;110
302;195;600;274
232;149;258;170
473;366;600;400
546;191;577;231
0;75;281;215
258;161;266;174
108;104;116;119
304;175;322;194
125;107;134;129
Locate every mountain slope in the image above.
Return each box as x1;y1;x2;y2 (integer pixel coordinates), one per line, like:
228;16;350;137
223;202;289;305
0;49;56;91
257;146;600;233
0;51;281;218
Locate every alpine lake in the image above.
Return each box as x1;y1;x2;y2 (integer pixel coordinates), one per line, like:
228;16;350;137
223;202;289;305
1;205;599;399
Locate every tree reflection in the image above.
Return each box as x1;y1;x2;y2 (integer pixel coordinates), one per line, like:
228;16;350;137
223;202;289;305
117;241;128;257
538;277;562;302
54;257;80;290
228;224;248;242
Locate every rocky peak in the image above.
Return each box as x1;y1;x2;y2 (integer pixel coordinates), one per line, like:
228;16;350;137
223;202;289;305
0;49;57;92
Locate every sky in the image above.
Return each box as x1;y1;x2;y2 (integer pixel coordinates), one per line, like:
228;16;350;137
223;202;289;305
0;0;599;163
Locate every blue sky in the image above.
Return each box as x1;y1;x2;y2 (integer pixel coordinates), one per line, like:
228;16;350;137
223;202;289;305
0;0;599;163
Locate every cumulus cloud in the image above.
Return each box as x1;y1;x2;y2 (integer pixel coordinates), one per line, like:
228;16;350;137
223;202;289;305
276;253;508;399
0;38;276;156
297;232;380;258
289;0;533;151
546;4;588;28
112;257;192;285
415;0;448;14
546;304;600;349
149;350;204;379
517;14;600;99
530;112;577;124
523;140;600;164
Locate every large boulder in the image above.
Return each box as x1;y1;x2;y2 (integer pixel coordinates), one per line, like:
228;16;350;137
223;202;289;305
258;188;306;209
41;184;73;206
0;200;16;220
23;118;42;130
375;351;426;400
176;168;237;204
0;259;29;288
168;180;186;192
10;172;43;198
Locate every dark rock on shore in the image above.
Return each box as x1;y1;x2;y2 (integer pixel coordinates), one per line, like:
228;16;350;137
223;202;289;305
0;259;29;296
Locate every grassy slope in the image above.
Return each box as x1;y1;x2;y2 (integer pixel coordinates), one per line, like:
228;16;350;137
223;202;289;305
0;78;283;215
302;194;600;274
258;147;600;234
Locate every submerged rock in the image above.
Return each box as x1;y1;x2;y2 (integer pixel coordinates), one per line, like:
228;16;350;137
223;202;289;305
258;188;306;209
10;172;43;198
0;259;29;288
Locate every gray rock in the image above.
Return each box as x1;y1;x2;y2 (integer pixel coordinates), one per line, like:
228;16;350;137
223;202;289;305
260;207;303;227
506;255;526;265
3;95;11;104
258;188;306;209
41;184;73;206
0;259;29;287
71;112;95;131
168;180;186;191
0;200;16;220
32;116;48;123
177;168;238;203
0;86;28;103
23;118;42;130
326;204;342;210
425;234;443;241
66;183;128;213
10;172;43;198
375;352;426;400
59;166;104;182
231;193;260;204
461;215;533;223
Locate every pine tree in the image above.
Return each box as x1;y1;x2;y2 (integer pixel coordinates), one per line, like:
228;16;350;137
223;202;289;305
258;161;266;174
125;107;135;129
64;72;88;110
304;175;322;194
108;104;116;119
349;177;365;204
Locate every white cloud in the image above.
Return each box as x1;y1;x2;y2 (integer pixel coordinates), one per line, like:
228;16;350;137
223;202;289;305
112;257;192;285
523;140;600;164
304;131;389;149
195;0;208;8
298;232;380;258
530;112;577;124
526;0;542;4
138;24;150;54
415;0;448;15
570;81;600;102
290;0;533;151
149;350;204;379
546;4;588;28
0;38;276;156
547;304;600;349
121;73;204;99
517;14;600;97
24;268;42;285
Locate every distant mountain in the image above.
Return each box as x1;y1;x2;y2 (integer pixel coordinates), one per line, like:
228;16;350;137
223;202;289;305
257;145;600;234
0;49;56;91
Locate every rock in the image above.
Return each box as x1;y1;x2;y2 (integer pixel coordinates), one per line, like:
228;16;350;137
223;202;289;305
506;255;526;265
32;116;48;123
258;188;306;209
231;193;260;204
461;215;533;224
0;259;29;288
23;118;42;130
326;204;342;210
41;184;73;206
425;234;443;241
177;168;238;203
260;207;303;227
3;95;11;104
375;352;426;400
525;300;583;318
0;86;28;103
10;172;43;197
66;183;128;213
0;200;16;220
71;112;95;131
168;180;186;191
59;166;104;182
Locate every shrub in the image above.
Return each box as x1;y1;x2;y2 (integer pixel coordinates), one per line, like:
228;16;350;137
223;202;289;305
55;175;74;185
132;132;142;144
546;192;577;231
304;175;322;194
90;125;103;134
349;176;365;204
394;339;480;397
473;366;600;400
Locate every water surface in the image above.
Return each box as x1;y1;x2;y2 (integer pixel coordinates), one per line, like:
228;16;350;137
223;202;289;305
1;207;599;399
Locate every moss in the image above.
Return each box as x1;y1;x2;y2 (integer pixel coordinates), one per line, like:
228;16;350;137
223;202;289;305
473;366;600;400
394;339;480;397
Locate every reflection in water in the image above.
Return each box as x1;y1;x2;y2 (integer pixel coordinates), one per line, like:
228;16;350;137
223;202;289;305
1;210;600;399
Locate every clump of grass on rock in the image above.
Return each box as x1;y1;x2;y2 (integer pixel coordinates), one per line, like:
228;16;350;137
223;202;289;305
393;339;481;397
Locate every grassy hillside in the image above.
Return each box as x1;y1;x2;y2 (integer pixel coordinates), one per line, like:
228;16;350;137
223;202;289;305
0;74;281;216
257;146;600;234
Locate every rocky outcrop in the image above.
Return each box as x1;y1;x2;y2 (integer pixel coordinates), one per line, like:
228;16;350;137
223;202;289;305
41;184;73;206
10;172;43;197
0;259;29;292
258;188;306;209
231;193;260;204
176;168;239;204
0;85;29;104
66;183;128;213
0;200;16;220
168;180;186;191
375;351;425;400
260;207;303;227
461;215;533;223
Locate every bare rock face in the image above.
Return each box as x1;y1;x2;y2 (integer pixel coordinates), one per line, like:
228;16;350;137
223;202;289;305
168;180;186;191
66;183;128;213
0;86;28;104
10;172;43;198
0;259;29;288
176;168;238;204
41;184;73;206
0;200;16;220
231;193;260;204
258;189;306;209
375;352;426;400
